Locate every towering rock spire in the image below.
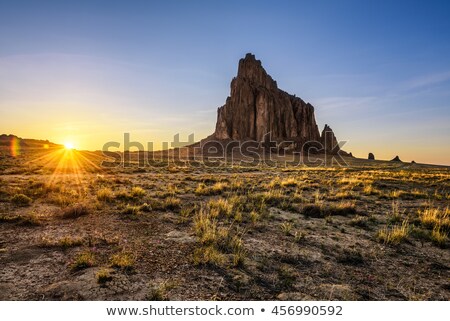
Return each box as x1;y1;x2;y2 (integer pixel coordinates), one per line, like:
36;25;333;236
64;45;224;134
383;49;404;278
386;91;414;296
210;53;338;152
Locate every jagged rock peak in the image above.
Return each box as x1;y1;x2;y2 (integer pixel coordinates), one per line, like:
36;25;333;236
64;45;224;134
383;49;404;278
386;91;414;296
236;53;277;89
320;124;339;152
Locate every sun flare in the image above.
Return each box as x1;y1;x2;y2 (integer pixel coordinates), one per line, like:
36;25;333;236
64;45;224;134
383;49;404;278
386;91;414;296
64;142;74;150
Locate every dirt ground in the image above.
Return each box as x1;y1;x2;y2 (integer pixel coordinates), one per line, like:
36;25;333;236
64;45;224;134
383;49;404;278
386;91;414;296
0;148;449;300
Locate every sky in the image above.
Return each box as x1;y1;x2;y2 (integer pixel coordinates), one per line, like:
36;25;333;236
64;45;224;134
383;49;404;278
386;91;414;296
1;0;449;165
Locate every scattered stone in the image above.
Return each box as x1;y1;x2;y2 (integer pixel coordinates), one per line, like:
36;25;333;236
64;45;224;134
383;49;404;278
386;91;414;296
165;230;195;244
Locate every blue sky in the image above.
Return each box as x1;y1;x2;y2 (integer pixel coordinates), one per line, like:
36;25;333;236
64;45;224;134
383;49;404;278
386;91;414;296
1;0;449;164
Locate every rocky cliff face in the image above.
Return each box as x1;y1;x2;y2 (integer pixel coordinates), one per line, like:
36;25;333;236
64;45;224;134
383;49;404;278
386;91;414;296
209;53;338;153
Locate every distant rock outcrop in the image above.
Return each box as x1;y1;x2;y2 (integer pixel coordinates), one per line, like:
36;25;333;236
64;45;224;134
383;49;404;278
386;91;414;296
368;153;375;160
391;156;402;162
206;53;339;153
320;124;339;153
0;134;61;149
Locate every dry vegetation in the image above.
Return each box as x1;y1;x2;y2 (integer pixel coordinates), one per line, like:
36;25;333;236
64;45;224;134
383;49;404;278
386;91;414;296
0;147;449;300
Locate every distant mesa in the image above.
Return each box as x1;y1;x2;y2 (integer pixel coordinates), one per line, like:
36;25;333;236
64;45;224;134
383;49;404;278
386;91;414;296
391;155;402;162
202;53;341;154
0;134;62;149
411;160;416;164
368;153;375;160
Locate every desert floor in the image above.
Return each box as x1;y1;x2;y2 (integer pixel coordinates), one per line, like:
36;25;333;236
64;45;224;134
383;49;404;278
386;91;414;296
0;148;449;300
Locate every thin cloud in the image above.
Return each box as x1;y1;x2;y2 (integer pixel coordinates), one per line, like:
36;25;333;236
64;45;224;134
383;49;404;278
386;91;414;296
405;71;450;89
312;96;377;111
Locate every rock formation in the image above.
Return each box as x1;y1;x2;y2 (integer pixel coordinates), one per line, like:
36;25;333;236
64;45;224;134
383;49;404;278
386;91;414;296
368;153;375;160
391;156;402;162
320;124;339;153
206;53;339;153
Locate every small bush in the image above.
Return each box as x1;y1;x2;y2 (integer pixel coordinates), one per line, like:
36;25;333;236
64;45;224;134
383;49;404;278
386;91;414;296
377;220;409;245
115;190;132;201
327;202;357;216
294;231;306;243
387;201;403;224
302;202;356;218
71;251;95;271
281;222;294;235
178;205;195;223
162;197;181;211
146;281;174;301
11;194;32;206
41;236;84;248
121;204;140;215
97;188;113;202
302;204;324;218
61;204;89;219
96;268;113;284
194;207;227;245
150;197;181;212
110;252;134;270
431;225;448;248
278;266;296;289
250;210;260;223
349;215;369;228
139;203;152;212
418;207;449;231
207;198;233;218
131;186;146;198
47;193;77;207
195;182;228;196
337;249;364;265
224;234;247;267
363;184;380;196
0;214;40;226
261;189;287;207
280;177;298;188
192;246;224;266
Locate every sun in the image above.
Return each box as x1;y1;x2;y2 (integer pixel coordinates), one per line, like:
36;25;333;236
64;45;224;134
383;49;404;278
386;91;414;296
64;142;74;150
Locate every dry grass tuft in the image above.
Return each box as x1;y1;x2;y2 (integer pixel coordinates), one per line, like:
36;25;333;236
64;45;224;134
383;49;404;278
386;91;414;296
131;186;146;198
377;220;409;245
71;251;95;270
96;268;113;284
192;245;225;266
110;252;135;270
97;187;114;202
418;206;449;230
